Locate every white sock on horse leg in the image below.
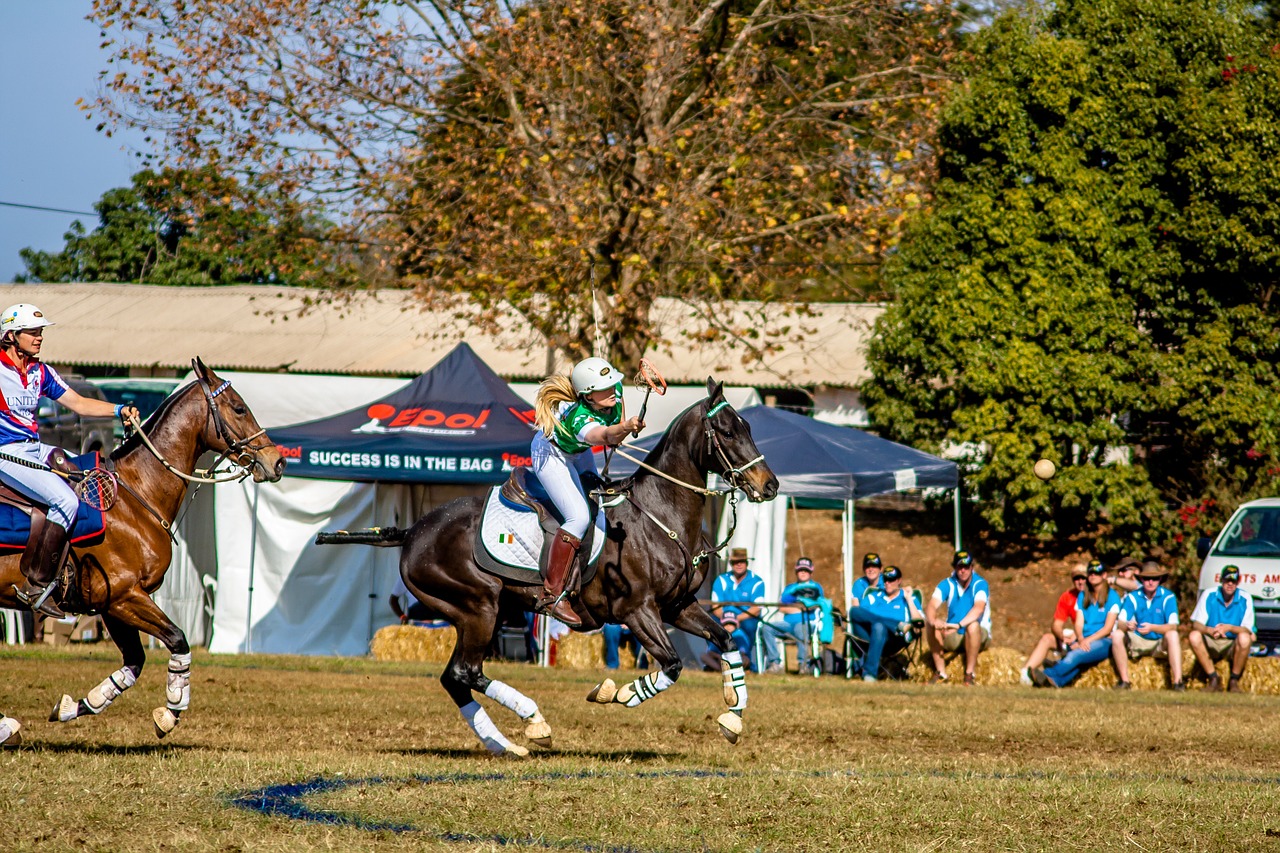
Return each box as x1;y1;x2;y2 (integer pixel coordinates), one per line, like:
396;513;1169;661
460;701;518;754
166;653;192;712
722;650;743;668
721;651;748;712
85;667;137;714
484;680;538;720
617;671;674;708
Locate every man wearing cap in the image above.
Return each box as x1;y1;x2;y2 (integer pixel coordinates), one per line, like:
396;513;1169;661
849;553;885;606
924;550;991;685
1110;560;1184;690
1019;565;1090;685
1188;565;1256;692
705;547;767;671
855;566;925;682
758;557;826;674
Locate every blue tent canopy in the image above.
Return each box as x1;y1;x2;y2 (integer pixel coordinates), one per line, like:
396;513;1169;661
603;404;957;500
269;343;537;483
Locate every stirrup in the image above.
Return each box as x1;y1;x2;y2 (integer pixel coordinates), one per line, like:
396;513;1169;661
538;591;582;627
13;581;64;619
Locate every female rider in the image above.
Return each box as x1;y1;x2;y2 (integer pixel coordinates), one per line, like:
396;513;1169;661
531;357;643;627
0;303;138;617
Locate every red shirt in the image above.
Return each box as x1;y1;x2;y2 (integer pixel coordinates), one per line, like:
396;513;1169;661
1053;589;1078;622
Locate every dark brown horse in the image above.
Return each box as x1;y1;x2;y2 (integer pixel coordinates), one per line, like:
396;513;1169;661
0;359;284;738
383;379;777;755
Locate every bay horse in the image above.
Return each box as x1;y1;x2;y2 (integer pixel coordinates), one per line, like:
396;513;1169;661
0;358;284;738
387;379;777;755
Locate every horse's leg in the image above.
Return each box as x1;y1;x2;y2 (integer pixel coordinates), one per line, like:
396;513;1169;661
439;611;541;757
48;613;144;725
586;606;687;713
0;713;20;747
672;600;747;744
96;591;192;739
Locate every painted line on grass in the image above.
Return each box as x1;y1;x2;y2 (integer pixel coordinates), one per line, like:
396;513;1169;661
228;766;1280;843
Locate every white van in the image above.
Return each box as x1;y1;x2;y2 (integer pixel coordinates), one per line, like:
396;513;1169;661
1196;497;1280;656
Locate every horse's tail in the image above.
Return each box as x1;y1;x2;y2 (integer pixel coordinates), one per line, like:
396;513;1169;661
314;527;407;547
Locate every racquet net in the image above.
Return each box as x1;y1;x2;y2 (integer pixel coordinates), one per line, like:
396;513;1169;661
634;358;668;396
73;468;118;512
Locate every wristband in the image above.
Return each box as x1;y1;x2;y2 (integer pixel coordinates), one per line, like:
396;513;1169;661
113;404;124;418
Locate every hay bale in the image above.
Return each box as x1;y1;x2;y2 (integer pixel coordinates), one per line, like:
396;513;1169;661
370;624;455;663
553;631;605;669
906;644;1024;685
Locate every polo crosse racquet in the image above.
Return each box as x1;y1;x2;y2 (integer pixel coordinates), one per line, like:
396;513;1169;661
0;450;119;512
632;358;667;437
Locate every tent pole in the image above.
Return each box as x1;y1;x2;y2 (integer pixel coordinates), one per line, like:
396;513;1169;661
842;499;855;615
246;481;260;654
953;485;962;551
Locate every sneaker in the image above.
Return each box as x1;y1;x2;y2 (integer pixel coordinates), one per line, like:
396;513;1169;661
1030;666;1052;688
1171;681;1186;692
862;674;877;683
963;672;976;686
1113;680;1132;691
1205;673;1222;693
928;671;949;685
1228;676;1243;693
765;662;784;674
1019;667;1032;687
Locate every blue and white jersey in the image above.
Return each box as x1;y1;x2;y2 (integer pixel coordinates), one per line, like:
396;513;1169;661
863;589;912;625
851;575;884;602
711;570;765;619
1120;587;1179;640
1076;588;1121;637
779;580;824;626
931;573;991;635
1191;587;1256;638
0;353;67;445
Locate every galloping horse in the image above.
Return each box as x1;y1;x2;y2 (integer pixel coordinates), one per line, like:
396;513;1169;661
0;359;284;737
387;379;777;755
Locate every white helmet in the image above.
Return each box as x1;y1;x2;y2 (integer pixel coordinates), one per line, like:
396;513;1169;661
571;357;620;396
1;304;54;337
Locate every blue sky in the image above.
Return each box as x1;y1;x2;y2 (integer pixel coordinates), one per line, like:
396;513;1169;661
0;2;149;281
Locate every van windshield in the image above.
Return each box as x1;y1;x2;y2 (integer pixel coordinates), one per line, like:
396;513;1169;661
1213;507;1280;557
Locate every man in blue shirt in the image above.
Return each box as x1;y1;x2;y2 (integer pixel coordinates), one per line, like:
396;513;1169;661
850;553;884;603
758;557;825;673
856;566;925;682
704;547;767;671
924;550;991;686
1188;564;1256;692
1110;560;1183;690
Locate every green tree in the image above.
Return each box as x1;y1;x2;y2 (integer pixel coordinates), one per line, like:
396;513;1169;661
864;0;1280;551
18;168;361;286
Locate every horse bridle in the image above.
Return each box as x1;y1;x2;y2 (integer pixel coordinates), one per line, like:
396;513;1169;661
702;400;767;494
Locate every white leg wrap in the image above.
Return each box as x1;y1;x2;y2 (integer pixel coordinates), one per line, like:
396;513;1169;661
460;701;519;755
0;716;20;747
722;651;748;712
615;670;674;708
86;667;137;715
484;680;539;720
166;653;192;712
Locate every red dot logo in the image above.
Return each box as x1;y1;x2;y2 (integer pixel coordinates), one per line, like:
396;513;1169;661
367;403;396;420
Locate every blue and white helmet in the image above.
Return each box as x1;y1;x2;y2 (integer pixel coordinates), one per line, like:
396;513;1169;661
1;303;54;337
570;357;620;395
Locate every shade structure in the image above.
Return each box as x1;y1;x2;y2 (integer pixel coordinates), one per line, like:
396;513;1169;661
602;404;957;500
269;342;537;484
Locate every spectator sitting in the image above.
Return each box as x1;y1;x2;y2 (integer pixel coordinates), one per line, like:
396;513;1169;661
1019;565;1089;685
1111;560;1183;690
854;566;925;682
924;550;992;686
849;553;885;605
704;547;766;670
759;557;826;673
1108;557;1141;593
1188;564;1256;692
1030;561;1120;687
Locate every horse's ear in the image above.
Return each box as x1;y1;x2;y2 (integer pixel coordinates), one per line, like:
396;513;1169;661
192;357;206;380
706;377;724;401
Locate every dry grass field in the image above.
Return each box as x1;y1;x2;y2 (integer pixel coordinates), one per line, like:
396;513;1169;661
2;644;1279;852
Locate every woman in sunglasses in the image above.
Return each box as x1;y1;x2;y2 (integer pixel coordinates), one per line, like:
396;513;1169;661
1030;560;1121;687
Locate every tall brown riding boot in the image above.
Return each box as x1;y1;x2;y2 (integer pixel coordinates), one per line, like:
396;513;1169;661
541;529;583;628
14;521;71;619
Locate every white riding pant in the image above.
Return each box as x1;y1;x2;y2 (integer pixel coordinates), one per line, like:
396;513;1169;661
0;441;79;530
530;433;597;539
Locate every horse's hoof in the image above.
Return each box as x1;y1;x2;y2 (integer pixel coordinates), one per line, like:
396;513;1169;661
49;694;77;723
586;678;618;704
717;712;743;745
504;743;530;758
152;707;179;739
525;715;553;748
0;717;21;748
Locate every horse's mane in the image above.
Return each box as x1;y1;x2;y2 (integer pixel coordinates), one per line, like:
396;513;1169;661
638;395;710;471
108;380;200;463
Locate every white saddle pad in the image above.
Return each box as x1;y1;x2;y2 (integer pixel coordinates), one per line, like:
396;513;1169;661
476;486;606;571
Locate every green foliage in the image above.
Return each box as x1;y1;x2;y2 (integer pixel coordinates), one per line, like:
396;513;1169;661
864;0;1280;552
18;168;361;287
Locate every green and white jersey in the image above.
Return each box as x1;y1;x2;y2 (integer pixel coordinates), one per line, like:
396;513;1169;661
552;388;623;454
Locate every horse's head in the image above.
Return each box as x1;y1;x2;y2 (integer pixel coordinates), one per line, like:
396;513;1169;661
701;378;778;502
192;357;286;483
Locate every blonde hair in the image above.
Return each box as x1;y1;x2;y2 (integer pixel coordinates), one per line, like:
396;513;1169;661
534;375;576;437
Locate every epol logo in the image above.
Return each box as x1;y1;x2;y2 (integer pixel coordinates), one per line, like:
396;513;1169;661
364;403;490;433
